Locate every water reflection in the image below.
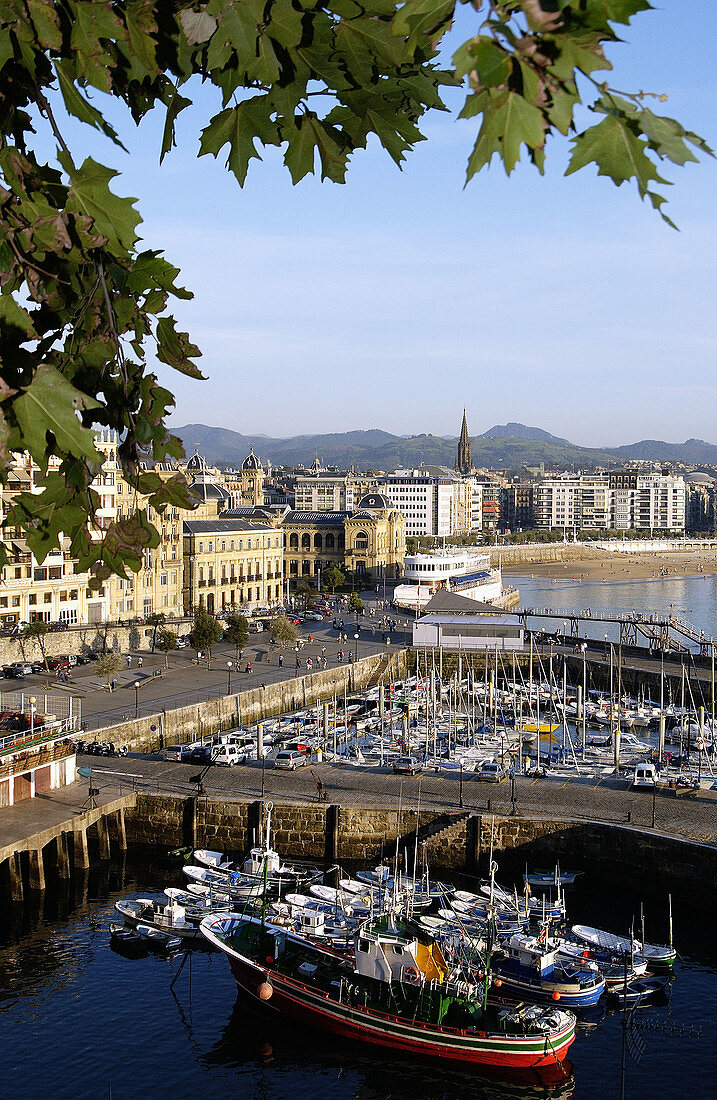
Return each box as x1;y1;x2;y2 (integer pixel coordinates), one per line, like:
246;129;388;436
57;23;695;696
203;992;576;1100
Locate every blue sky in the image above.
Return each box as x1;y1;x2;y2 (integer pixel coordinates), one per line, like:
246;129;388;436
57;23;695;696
52;2;717;447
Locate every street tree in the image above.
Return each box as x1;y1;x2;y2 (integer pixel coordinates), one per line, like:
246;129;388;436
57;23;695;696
156;628;177;668
223;613;249;663
0;1;710;579
96;651;124;689
146;612;167;653
22;621;50;668
349;593;365;616
271;614;299;648
323;565;345;594
189;606;223;666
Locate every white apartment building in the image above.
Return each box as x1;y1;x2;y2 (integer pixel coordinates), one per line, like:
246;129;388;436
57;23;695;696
534;472;685;532
380;468;469;537
293;475;368;512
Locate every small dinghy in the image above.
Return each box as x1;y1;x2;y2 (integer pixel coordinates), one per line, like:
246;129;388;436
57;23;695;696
606;976;671;1007
571;924;676;968
109;923;146;954
135;923;182;954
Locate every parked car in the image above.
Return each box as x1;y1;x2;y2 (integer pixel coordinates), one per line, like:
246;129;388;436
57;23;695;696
248;620;264;633
392;755;423;776
3;664;26;679
184;745;213;765
213;744;247;766
476;761;506;782
303;611;324;622
274;750;307;770
286;616;301;626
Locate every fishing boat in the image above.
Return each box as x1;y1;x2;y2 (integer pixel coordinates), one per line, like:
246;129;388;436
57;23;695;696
491;931;606;1008
115;892;206;941
200;911;576;1070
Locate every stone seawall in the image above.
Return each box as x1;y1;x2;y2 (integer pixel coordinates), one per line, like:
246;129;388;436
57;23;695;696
96;648;410;752
489;545;602;568
123;794;717;892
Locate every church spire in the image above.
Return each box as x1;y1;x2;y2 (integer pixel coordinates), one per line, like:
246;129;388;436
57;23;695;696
456;409;472;474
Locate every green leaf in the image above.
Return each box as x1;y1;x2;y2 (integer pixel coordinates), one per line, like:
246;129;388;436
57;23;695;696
53;60;127;149
283;115;318;183
267;0;304;50
63;156;141;255
70;0;126;91
392;0;454;44
155;316;203;376
453;37;511;87
199;100;280;185
465;90;545;177
12;364;102;469
26;0;62;50
160;83;192;163
125;0;159;73
0;295;38;338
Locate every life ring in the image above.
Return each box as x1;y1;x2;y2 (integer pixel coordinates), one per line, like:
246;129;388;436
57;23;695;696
404;966;420;985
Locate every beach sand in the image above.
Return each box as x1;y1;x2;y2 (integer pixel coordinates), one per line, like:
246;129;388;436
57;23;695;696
503;550;717;582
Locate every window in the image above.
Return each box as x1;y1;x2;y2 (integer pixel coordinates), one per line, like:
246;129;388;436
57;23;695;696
44;592;53;603
247;539;252;549
70;589;78;600
29;594;36;605
34;567;47;581
160;572;167;586
208;541;213;552
199;542;204;553
221;540;226;551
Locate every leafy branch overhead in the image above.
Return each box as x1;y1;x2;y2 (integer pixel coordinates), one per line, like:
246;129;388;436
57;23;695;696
0;1;711;576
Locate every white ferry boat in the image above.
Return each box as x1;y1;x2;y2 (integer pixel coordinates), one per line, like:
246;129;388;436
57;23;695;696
393;550;503;611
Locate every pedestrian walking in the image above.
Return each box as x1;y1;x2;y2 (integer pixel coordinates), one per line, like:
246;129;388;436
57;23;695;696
137;657;143;668
126;655;132;668
296;656;301;670
278;653;284;668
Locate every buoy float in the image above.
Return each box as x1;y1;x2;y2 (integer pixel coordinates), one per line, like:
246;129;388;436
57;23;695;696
552;991;561;1001
493;978;503;987
257;982;274;1000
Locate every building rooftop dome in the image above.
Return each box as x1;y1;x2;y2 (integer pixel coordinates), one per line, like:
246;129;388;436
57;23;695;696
242;446;263;471
186;449;205;472
357;492;392;510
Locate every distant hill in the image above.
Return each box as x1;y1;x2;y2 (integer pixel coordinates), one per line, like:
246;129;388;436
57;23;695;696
172;423;717;472
610;438;717;464
479;422;570;446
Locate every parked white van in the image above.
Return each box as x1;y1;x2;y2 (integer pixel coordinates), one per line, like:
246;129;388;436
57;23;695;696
213;744;248;767
633;762;657;789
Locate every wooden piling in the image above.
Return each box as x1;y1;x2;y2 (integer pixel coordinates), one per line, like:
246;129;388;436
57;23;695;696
27;848;45;891
73;827;90;869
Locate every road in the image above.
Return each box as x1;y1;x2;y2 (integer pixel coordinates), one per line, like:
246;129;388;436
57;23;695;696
6;594;415;731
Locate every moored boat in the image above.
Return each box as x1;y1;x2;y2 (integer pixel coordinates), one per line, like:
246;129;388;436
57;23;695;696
571;924;676;968
200;911;576;1070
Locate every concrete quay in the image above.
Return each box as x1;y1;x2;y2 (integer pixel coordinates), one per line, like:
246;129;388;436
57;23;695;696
3;749;714;898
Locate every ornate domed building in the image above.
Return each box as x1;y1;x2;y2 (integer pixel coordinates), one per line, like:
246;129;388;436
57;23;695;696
240;446;265;507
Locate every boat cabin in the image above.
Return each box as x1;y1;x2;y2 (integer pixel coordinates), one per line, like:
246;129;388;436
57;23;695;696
500;933;558;975
354;919;448;984
243;847;281;877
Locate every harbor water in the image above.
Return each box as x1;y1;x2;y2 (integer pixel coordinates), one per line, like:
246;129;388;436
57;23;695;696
511;571;717;646
1;853;716;1100
3;571;717;1098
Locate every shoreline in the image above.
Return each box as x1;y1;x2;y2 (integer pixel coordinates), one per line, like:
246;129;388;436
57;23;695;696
504;549;717;583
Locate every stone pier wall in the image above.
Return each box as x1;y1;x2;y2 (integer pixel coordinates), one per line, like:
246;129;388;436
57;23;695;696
122;794;717;893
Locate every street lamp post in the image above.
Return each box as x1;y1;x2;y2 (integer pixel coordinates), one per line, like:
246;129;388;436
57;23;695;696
134;680;140;718
459;761;464;808
29;695;36;741
227;660;233;694
353;632;359;662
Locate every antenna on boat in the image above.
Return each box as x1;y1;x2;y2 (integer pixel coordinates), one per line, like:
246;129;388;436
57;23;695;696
668;893;673;950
